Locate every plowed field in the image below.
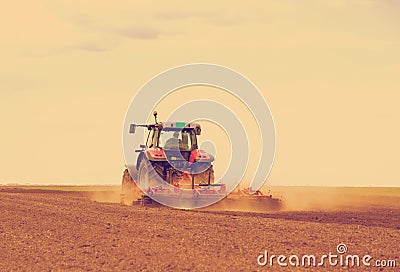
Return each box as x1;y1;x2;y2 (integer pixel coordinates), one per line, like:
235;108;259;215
0;187;399;271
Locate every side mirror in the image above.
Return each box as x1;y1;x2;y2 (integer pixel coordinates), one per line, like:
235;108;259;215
195;127;201;135
129;124;136;134
135;144;146;152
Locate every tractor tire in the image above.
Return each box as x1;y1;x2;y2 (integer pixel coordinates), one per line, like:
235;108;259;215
137;159;158;194
121;167;143;205
121;169;135;205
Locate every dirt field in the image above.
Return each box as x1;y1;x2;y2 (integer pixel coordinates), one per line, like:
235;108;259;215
0;186;399;271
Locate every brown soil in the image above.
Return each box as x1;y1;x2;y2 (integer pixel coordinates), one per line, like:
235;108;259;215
0;187;399;271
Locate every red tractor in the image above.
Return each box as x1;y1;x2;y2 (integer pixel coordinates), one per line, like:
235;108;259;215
121;112;226;207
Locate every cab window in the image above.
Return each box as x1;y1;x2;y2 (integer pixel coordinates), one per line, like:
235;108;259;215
146;129;154;147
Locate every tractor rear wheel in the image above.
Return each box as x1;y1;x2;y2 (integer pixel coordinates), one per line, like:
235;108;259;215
138;159;151;192
121;168;136;205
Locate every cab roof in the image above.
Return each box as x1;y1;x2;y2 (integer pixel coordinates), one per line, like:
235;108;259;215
147;122;201;134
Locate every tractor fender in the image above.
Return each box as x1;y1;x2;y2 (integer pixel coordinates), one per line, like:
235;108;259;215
136;149;167;170
189;149;214;163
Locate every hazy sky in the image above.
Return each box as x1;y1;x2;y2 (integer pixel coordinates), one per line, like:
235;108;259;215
1;1;399;186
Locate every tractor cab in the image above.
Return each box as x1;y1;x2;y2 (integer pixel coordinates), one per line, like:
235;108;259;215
128;112;214;188
144;121;202;161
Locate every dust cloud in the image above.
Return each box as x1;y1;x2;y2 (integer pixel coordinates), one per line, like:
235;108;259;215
87;185;400;212
269;186;400;211
88;189;122;204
